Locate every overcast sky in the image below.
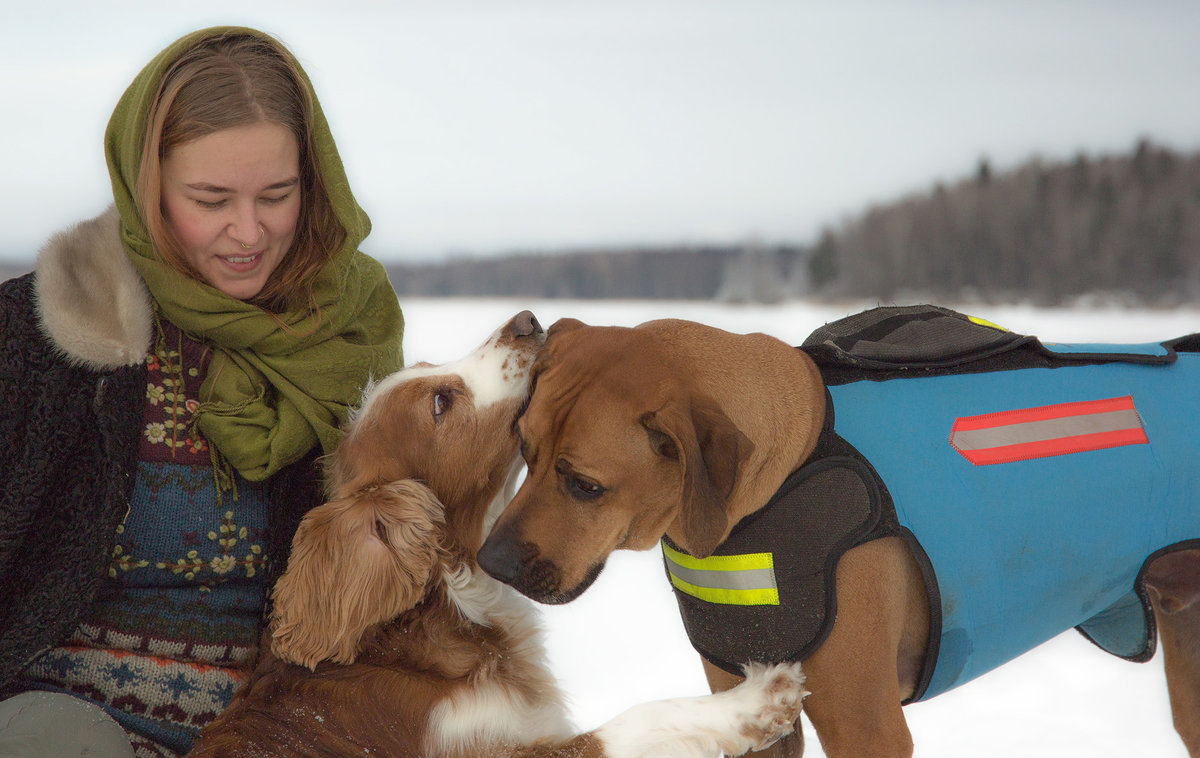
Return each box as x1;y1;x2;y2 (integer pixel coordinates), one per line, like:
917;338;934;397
2;0;1199;262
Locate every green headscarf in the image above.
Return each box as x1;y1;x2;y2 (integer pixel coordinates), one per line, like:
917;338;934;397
105;26;404;481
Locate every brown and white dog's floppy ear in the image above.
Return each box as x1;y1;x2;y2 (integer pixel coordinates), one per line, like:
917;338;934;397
642;395;754;558
270;480;445;670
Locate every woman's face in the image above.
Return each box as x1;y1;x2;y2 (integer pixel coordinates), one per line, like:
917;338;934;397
161;121;302;301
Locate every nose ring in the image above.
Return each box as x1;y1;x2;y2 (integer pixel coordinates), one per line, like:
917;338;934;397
239;224;265;249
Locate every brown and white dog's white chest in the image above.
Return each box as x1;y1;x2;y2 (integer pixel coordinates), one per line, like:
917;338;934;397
426;565;574;754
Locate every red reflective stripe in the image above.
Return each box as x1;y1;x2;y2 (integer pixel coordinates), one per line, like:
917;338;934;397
956;427;1149;466
951;396;1148;466
951;395;1136;432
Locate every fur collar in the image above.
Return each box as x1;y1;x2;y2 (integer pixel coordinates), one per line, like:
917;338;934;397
34;206;153;371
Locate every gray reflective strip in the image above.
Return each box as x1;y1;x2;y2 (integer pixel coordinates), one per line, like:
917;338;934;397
952;408;1143;451
665;561;778;593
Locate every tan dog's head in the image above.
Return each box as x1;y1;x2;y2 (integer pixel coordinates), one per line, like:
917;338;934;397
270;311;545;668
478;318;752;604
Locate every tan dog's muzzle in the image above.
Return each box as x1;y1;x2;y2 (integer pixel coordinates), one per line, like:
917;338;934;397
478;518;605;604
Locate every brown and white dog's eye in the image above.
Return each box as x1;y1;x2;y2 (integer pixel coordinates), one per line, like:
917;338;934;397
432;391;452;420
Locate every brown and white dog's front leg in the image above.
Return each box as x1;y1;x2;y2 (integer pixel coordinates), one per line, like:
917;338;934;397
589;662;807;758
703;660;805;758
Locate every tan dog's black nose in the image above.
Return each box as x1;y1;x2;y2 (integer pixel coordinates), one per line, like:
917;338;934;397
511;310;543;339
478;521;528;586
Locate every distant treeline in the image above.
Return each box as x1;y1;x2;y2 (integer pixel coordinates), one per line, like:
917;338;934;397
817;139;1200;305
0;263;31;284
384;246;807;300
387;138;1200;305
5;140;1194;306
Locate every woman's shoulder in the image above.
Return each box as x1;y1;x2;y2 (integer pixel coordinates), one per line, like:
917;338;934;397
26;207;154;371
1;271;41;348
1;270;34;298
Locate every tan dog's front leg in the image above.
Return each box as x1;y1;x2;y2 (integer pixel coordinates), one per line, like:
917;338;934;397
800;649;912;758
799;538;924;758
704;659;806;758
699;537;927;758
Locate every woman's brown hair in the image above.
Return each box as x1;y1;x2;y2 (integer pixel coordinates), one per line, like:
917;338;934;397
136;31;344;312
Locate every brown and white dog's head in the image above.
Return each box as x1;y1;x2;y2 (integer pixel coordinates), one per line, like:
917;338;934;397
478;317;759;604
270;311;545;669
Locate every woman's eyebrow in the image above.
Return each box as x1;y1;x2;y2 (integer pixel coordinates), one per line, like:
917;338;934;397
185;177;300;193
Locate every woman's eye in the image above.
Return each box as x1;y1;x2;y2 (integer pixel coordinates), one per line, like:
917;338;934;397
195;198;225;209
433;391;452;419
261;193;291;205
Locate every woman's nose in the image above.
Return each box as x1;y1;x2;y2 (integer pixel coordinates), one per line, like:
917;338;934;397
228;207;264;248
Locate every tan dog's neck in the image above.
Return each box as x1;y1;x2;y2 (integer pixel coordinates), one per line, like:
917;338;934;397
638;319;827;552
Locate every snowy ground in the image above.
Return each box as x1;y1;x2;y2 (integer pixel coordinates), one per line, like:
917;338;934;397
401;297;1200;758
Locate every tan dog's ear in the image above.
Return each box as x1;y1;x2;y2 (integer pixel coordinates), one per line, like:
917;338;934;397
270;480;445;670
642;395;754;558
547;317;587;338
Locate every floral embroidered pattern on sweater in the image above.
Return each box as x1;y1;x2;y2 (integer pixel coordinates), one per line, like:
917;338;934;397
111;319;269;591
141;318;210;463
157;509;265;588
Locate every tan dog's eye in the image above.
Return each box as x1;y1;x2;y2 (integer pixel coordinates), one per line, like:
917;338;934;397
432;391;452;420
566;474;605;501
554;459;604;500
572;478;602;496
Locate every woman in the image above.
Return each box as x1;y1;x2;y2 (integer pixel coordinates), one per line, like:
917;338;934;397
0;27;404;757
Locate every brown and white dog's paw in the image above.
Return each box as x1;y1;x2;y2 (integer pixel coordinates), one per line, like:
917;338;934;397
722;662;808;754
595;661;807;758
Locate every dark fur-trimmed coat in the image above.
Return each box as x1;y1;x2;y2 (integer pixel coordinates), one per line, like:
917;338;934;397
0;209;323;691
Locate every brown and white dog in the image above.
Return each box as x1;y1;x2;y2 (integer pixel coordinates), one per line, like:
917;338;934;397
476;316;1200;758
189;311;806;758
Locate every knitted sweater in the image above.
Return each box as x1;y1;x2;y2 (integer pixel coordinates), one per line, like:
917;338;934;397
14;319;276;755
0;213;324;714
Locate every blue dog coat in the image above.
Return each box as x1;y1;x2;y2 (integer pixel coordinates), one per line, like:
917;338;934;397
662;306;1200;701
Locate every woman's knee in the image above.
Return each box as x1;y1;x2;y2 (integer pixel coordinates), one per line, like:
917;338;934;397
0;691;134;758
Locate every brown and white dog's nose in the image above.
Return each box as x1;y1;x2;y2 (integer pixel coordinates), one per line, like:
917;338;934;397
511;310;543;339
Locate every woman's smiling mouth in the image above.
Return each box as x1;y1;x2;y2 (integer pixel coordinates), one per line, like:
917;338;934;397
220;252;263;270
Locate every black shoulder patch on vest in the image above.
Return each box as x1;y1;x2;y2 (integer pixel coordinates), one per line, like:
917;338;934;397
800;304;1177;386
662;430;900;676
801;304;1029;369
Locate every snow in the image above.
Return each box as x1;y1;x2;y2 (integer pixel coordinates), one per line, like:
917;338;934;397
400;297;1199;757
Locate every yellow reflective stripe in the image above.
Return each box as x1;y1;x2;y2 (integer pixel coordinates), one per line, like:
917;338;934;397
662;542;774;573
662;541;780;606
668;573;781;606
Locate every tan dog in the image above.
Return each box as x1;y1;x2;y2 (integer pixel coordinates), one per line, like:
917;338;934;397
477;316;1200;758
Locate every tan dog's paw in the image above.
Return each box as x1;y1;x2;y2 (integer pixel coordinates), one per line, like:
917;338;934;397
719;662;808;755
